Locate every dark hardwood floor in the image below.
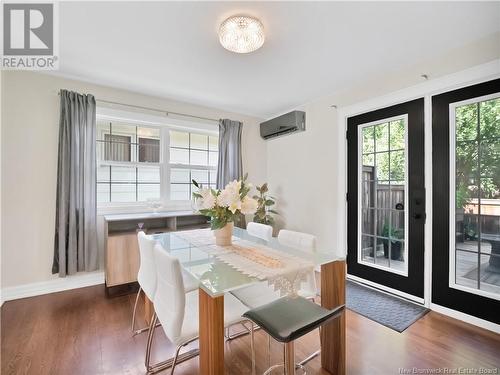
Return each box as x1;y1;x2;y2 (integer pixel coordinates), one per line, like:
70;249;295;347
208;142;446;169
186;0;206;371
1;285;499;375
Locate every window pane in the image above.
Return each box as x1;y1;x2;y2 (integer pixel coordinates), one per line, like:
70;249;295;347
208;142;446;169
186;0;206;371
190;150;208;165
389;120;405;150
97;166;110;183
392;211;405;241
111;166;136;182
191;170;209;184
170;148;189;164
362;154;374;167
209;136;219;151
480;98;500;139
375;237;389;267
209;151;218;167
137;126;160;139
361;180;374;209
190;134;208;150
374;122;389;152
480;254;500;294
97;183;110;203
456;103;478;142
377;210;391;237
111;184;136;202
362;126;374;154
480;140;499;178
209;170;217;185
138;184;160;201
361;235;374;263
97;122;110;141
138;138;160;163
170;131;189;148
361;209;375;235
455;249;479;289
375;152;390;181
170;184;190;200
138;167;160;183
171;168;190;183
456;141;478;184
105;134;132;162
390;151;405;180
112;123;137;142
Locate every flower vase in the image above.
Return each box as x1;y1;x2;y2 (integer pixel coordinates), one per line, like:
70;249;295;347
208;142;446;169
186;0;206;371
213;222;234;246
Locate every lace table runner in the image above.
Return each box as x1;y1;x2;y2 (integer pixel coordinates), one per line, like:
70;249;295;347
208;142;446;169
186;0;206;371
174;229;314;296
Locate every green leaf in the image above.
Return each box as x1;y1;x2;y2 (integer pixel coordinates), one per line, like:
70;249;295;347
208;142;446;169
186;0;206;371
192;192;202;198
268;209;279;215
261;183;268;193
192;179;200;188
265;199;275;206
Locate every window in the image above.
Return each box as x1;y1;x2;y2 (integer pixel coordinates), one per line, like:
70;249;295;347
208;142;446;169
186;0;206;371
451;94;500;297
169;131;218;200
96;118;218;205
358;115;408;275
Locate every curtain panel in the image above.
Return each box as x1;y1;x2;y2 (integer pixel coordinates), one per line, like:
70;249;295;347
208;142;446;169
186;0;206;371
216;119;243;189
52;89;98;276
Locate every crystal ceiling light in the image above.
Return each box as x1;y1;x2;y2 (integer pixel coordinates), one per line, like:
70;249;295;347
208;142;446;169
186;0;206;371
219;16;265;54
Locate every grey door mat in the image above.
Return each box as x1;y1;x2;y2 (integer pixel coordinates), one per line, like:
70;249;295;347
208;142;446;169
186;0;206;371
346;280;429;332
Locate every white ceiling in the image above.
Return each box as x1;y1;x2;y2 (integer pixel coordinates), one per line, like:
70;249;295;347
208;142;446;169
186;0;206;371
58;2;500;118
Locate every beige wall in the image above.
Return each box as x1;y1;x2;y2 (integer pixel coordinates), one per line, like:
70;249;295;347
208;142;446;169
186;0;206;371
266;33;500;256
1;71;266;288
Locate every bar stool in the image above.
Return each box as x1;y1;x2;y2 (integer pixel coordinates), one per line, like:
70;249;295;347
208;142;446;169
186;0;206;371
243;296;344;375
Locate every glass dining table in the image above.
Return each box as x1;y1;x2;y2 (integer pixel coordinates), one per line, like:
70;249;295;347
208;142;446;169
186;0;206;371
148;227;346;375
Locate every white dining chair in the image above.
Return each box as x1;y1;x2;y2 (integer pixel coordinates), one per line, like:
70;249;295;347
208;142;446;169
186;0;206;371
277;229;317;300
132;232;198;336
247;222;273;241
277;228;320;366
145;243;254;375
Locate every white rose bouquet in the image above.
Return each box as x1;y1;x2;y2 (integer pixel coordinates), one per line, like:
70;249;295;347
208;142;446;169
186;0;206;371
192;173;258;230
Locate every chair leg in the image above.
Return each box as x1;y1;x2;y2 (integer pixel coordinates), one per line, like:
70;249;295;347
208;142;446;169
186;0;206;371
131;286;142;334
170;344;182;375
284;342;295;375
145;313;158;371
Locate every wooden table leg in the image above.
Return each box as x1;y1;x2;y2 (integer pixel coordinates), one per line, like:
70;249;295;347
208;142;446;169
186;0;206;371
144;294;153;326
320;260;346;375
199;289;225;375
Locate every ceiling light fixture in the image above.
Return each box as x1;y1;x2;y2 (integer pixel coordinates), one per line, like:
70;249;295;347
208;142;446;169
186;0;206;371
219;16;265;54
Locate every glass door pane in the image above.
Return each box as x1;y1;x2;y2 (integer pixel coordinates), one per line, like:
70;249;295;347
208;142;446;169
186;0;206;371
359;116;408;274
452;95;500;297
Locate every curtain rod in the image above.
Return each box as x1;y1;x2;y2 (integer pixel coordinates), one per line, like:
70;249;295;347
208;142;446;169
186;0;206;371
58;91;220;123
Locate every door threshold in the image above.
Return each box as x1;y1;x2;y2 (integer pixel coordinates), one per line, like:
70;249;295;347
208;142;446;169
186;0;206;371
347;274;425;305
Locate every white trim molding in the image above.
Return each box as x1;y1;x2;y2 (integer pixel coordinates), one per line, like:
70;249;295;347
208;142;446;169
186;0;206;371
1;271;104;305
430;303;500;334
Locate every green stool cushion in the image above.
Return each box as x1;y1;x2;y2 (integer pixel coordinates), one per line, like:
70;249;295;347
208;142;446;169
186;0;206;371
243;295;344;343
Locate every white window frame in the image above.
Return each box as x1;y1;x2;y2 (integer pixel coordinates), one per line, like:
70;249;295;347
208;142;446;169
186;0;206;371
448;92;500;301
96;107;218;214
357;114;409;277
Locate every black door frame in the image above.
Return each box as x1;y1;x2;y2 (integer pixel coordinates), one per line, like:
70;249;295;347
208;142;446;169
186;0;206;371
432;78;500;324
347;98;426;299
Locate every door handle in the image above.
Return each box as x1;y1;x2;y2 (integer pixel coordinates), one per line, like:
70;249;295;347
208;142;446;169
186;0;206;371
412;213;426;220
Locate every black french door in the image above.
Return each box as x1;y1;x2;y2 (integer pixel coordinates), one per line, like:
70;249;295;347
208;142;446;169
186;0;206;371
347;99;425;299
432;79;500;323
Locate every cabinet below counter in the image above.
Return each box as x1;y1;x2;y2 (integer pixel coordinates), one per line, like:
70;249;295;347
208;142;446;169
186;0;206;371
103;211;209;293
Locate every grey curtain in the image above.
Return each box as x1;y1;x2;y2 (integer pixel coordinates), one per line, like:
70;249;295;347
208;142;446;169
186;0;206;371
216;119;243;189
52;90;98;276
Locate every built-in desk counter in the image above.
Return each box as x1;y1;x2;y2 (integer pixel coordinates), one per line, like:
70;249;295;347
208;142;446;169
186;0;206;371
103;211;209;294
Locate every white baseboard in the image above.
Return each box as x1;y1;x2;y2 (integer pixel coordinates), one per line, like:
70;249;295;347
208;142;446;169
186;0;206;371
347;274;425;305
1;271;105;305
430;303;500;334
